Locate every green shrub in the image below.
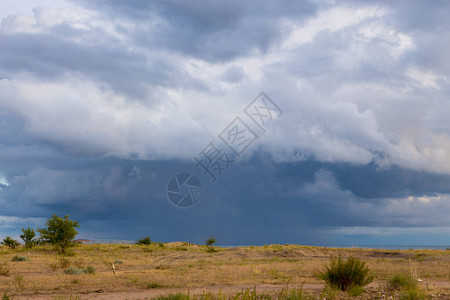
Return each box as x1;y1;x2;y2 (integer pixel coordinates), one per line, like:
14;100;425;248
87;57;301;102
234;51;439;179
11;255;29;262
205;235;216;247
206;247;218;253
64;267;83;275
38;214;79;254
136;236;152;245
113;260;123;264
386;274;417;291
2;292;11;300
84;265;95;274
1;236;20;249
65;265;96;275
318;256;373;291
20;227;36;248
205;235;217;253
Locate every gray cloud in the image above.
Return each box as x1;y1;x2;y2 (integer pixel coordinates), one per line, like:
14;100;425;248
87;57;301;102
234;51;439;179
0;31;207;99
0;0;449;244
220;66;245;83
73;0;318;62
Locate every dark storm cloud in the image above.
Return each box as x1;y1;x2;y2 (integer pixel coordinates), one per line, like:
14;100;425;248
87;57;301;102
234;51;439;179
333;164;450;199
73;0;318;62
0;0;449;245
1;145;448;245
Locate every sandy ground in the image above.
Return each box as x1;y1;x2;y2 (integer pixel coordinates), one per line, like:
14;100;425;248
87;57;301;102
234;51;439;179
0;243;449;299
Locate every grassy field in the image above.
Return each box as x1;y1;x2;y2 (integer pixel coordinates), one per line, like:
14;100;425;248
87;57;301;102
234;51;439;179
0;242;449;299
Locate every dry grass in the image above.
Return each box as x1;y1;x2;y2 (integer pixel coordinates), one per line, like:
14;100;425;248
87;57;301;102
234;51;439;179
0;243;448;299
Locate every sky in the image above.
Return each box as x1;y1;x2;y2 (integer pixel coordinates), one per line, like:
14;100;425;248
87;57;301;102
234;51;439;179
0;0;449;246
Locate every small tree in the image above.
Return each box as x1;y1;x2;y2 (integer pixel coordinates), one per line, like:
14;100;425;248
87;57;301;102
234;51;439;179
38;214;79;253
205;235;217;252
1;236;20;249
20;227;36;248
136;236;152;245
205;235;216;247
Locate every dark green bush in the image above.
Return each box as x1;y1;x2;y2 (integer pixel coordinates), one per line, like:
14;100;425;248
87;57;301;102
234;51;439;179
205;235;217;253
136;236;152;245
318;256;373;291
38;214;79;254
205;235;216;247
20;227;36;248
1;236;20;249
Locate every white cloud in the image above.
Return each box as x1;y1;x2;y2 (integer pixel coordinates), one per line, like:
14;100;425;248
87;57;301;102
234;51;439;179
0;0;73;19
282;5;388;49
405;68;442;89
0;2;449;176
0;174;8;187
325;226;450;236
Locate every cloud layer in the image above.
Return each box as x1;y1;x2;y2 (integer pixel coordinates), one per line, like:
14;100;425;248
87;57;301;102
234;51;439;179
0;0;449;244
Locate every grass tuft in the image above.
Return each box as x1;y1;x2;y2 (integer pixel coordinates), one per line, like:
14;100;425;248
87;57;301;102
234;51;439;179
348;285;364;297
318;256;373;291
0;262;10;276
155;292;191;300
400;288;426;300
386;274;417;291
